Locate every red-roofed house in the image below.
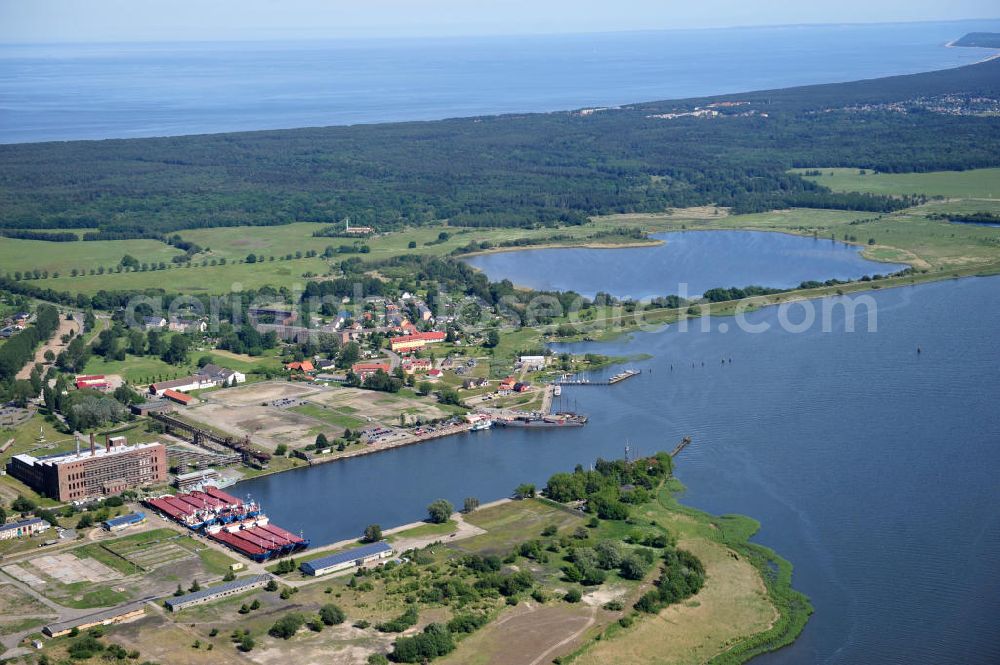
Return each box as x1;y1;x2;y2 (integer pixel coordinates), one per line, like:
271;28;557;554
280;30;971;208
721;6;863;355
75;375;111;391
285;361;315;373
351;362;391;380
390;331;447;354
401;358;432;374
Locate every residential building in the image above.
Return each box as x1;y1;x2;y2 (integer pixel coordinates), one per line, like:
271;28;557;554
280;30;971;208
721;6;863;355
299;542;393;576
197;363;245;387
168;317;207;333
7;436;167;502
142;316;167;330
401;358;432;374
148;376;209;395
285;360;315;372
462;377;489;389
0;517;50;541
248;307;297;325
147;363;244;396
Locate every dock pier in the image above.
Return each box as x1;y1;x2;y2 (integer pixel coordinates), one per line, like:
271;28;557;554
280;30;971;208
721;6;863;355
554;369;641;387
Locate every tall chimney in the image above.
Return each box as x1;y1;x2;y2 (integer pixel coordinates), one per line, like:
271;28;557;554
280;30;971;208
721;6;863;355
89;433;96;456
106;434;112;452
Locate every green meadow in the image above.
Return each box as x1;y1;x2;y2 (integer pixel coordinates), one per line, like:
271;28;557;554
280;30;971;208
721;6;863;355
3;168;998;296
792;167;1000;199
0;236;185;275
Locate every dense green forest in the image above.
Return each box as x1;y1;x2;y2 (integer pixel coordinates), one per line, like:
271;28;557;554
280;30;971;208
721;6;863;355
1;59;998;234
0;304;59;381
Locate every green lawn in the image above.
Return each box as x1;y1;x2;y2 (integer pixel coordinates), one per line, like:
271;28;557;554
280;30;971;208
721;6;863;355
792;167;1000;199
386;519;458;542
290;403;367;430
82;353;189;384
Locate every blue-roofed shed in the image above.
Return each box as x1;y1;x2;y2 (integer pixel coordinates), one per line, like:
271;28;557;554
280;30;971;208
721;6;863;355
300;541;393;576
103;511;146;532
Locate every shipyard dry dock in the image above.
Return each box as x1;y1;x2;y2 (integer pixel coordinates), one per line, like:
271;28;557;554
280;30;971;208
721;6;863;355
145;486;308;561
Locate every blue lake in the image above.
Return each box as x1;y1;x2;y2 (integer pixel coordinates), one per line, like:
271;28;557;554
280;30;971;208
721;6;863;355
463;230;906;298
237;276;1000;664
2;19;999;143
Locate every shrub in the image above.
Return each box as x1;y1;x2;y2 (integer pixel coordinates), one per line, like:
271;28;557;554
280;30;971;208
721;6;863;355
376;606;418;633
619;555;650;581
268;613;305;639
390;623;455;663
67;635;104;660
447;613;488;634
319;604;346;626
564;588;582;603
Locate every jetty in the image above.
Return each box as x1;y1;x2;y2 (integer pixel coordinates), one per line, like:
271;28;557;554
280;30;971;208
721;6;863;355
670;436;693;458
555;369;641;386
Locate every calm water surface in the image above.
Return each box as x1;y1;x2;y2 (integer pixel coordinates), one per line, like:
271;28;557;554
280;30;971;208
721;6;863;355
464;230;906;298
237;277;1000;664
2;20;999;143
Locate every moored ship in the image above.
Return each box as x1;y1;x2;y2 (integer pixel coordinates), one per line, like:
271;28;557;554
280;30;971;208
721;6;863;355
145;486;308;561
494;412;588;427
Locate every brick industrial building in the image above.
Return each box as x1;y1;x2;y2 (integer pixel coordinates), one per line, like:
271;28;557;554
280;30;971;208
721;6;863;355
7;435;167;502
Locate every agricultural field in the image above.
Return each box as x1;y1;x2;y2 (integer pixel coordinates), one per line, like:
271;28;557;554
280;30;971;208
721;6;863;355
792;167;1000;199
0;236;184;276
39;255;332;295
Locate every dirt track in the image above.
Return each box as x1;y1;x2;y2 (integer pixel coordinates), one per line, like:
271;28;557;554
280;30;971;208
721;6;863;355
16;313;80;380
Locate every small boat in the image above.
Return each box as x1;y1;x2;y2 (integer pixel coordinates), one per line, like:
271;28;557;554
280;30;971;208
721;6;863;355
471;419;493;431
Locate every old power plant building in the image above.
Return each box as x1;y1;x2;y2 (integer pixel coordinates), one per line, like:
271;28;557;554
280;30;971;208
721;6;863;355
6;435;166;502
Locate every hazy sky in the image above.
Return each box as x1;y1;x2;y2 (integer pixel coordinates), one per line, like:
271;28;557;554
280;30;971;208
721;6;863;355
1;0;997;43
